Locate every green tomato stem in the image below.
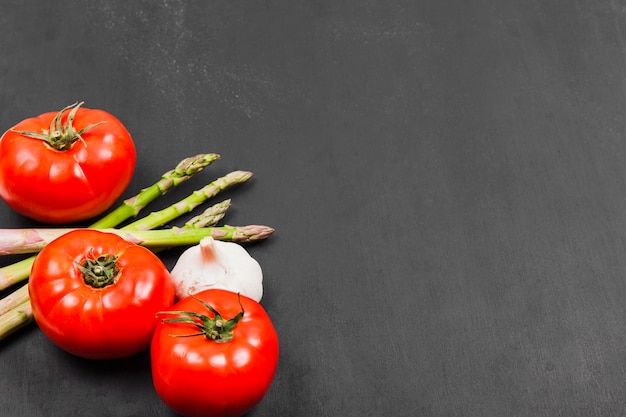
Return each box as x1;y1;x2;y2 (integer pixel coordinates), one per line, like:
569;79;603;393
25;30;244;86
157;293;245;343
78;251;120;289
11;102;105;151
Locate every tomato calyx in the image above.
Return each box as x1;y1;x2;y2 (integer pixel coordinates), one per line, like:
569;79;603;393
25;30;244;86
11;102;106;151
157;293;245;343
77;249;120;288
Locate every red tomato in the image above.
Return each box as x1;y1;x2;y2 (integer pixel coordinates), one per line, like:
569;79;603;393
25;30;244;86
28;229;175;359
151;289;279;417
0;102;136;224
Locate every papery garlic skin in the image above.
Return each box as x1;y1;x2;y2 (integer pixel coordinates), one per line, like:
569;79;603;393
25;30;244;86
170;237;263;302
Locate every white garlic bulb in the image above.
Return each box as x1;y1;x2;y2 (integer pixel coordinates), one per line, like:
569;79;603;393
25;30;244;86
170;237;263;302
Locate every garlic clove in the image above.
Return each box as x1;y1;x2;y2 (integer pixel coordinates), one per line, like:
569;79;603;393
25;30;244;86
170;237;263;302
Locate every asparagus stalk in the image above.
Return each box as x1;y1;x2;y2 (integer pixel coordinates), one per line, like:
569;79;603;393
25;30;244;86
0;224;274;255
0;300;31;340
0;259;35;292
124;170;252;231
0;284;28;316
89;153;220;229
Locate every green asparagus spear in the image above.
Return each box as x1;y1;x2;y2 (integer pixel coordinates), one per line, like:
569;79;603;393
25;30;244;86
90;153;220;229
0;300;31;340
0;224;274;255
0;284;27;316
124;171;252;231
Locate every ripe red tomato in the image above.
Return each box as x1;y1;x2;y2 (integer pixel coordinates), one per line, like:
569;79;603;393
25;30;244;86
28;229;175;359
0;102;136;224
151;289;279;417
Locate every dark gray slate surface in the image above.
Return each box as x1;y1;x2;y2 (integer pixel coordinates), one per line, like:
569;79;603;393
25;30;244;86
1;1;626;416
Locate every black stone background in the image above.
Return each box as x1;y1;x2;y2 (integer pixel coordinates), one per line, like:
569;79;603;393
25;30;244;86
2;1;626;416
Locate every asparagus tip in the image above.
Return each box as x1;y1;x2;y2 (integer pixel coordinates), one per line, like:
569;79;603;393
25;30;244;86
237;224;275;242
229;170;254;182
174;153;221;177
183;199;232;229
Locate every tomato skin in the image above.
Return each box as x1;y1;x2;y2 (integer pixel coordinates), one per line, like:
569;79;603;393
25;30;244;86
151;289;279;417
0;105;136;224
28;230;176;359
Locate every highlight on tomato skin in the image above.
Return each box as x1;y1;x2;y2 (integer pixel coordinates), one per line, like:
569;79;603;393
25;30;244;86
150;289;279;417
0;102;136;224
28;229;176;360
